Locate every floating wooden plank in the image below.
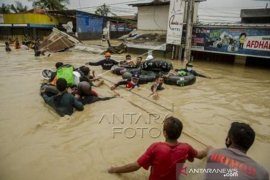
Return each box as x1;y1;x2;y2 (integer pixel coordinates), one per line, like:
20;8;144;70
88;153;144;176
40;28;80;53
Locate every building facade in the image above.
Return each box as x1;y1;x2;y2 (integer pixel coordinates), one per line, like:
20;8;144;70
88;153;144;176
0;12;58;41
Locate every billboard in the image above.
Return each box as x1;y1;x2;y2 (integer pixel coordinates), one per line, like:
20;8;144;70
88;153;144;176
166;0;185;45
192;27;270;58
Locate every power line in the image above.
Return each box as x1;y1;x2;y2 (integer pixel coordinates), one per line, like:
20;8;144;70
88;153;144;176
73;0;144;10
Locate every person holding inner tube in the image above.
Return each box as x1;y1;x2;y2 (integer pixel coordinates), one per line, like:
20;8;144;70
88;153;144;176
74;66;104;87
108;116;211;179
41;78;84;117
73;81;115;105
136;56;143;67
175;62;211;78
120;54;136;67
111;73;140;91
150;76;164;100
49;62;64;84
86;52;119;70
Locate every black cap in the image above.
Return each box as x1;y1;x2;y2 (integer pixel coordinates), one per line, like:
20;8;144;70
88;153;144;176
132;73;140;79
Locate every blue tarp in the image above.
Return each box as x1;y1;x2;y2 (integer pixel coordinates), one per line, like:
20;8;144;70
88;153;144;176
76;13;104;33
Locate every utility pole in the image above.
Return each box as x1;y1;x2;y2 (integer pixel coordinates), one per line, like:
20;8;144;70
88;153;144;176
184;0;195;62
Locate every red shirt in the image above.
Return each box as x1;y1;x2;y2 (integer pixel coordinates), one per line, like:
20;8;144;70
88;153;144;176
126;80;138;89
137;142;198;180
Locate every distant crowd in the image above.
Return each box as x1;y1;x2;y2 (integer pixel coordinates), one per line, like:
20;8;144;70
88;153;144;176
5;38;46;56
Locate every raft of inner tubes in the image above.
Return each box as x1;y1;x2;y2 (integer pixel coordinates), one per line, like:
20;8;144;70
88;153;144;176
40;83;59;96
141;60;173;72
111;65;140;75
112;60;173;75
163;74;196;86
122;70;157;84
112;59;196;86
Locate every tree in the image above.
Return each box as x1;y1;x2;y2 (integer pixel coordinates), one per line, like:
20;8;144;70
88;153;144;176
0;4;11;13
28;0;70;11
10;1;28;13
95;4;117;17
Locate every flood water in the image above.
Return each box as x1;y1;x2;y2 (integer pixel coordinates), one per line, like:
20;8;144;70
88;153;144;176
0;46;269;180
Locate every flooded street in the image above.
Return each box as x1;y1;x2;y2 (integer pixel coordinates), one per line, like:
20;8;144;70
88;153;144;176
0;47;269;180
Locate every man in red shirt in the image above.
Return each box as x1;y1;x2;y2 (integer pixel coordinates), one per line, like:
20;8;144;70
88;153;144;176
108;116;210;180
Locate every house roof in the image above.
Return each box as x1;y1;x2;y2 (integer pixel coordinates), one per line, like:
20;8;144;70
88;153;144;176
129;0;206;7
129;0;169;7
48;10;136;23
241;8;270;18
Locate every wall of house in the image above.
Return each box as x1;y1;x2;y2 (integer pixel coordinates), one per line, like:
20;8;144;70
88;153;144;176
3;13;58;25
137;5;169;31
0;13;57;41
76;13;104;40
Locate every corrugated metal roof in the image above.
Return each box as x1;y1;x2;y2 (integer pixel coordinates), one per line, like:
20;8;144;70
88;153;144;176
195;22;270;28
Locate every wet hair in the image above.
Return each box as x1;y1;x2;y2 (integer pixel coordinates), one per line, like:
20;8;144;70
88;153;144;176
163;116;183;140
55;62;64;69
228;122;255;151
56;78;67;92
126;54;131;59
5;42;9;46
239;33;247;38
79;66;90;76
78;81;92;96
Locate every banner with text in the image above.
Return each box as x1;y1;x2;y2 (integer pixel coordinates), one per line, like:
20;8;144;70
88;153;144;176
166;0;185;45
192;27;270;58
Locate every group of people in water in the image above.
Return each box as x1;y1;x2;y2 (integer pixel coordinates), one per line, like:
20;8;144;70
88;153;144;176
5;38;46;56
40;61;115;117
40;52;213;117
39;52;268;179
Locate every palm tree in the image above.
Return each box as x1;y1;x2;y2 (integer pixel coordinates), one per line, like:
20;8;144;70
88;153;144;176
10;1;28;13
95;4;117;17
28;0;69;11
0;3;11;13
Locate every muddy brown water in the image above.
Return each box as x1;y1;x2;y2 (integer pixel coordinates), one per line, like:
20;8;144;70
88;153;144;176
0;47;269;180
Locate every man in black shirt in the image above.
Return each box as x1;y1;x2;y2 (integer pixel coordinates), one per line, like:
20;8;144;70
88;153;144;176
86;52;118;70
41;78;84;117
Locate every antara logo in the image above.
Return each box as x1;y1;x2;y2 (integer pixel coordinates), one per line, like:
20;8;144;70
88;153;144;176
178;166;188;176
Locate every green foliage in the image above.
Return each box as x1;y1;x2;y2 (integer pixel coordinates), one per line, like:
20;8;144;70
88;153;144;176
28;0;70;10
0;2;28;13
95;4;116;17
10;1;28;13
0;3;11;13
